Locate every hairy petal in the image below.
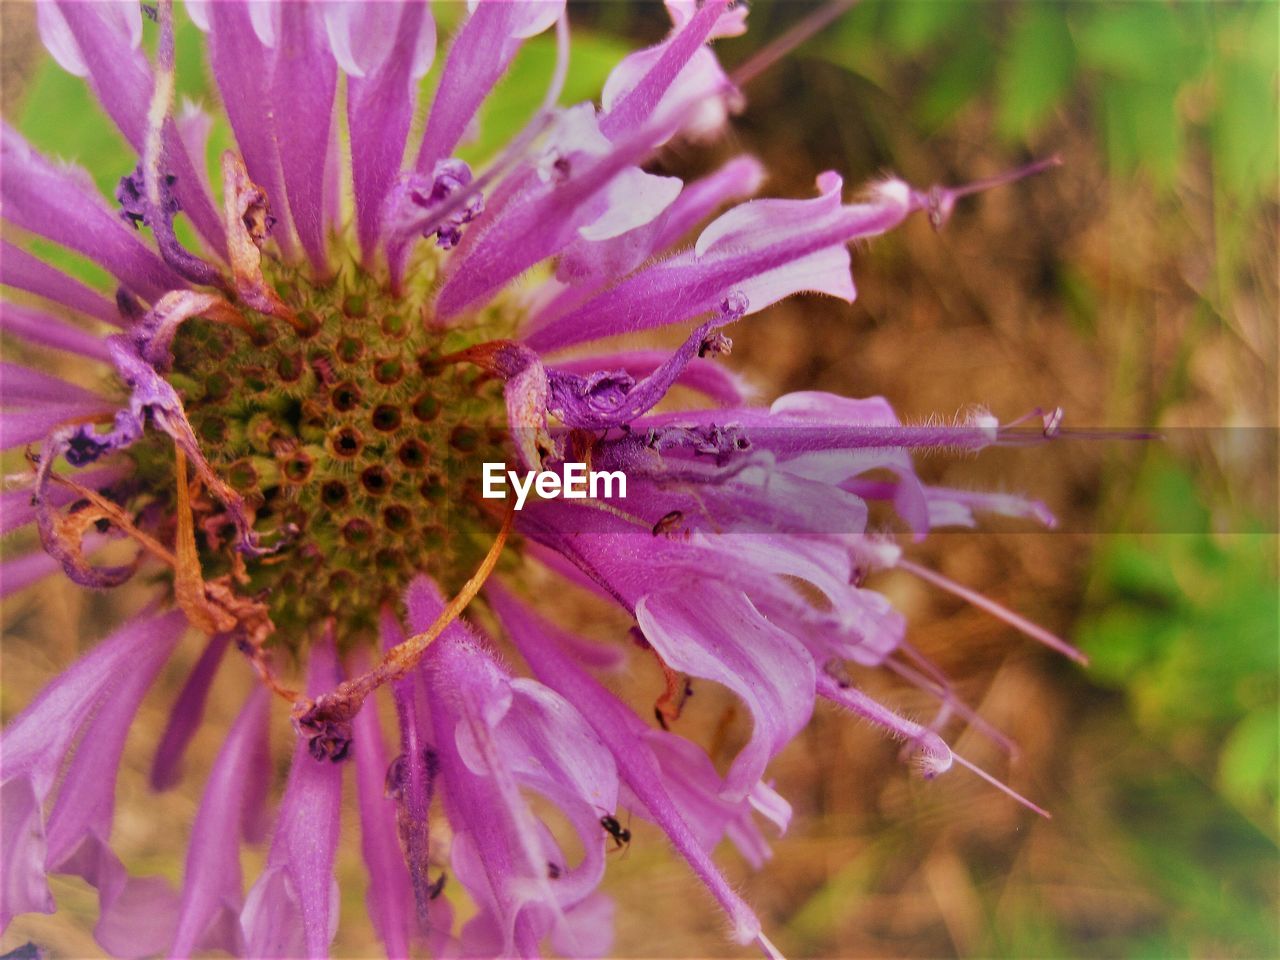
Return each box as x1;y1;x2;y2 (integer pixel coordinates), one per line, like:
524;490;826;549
271;3;338;277
352;662;416;960
489;583;767;946
169;687;269;958
1;125;184;302
150;634;233;791
49;1;226;253
416;0;562;173
0;241;122;326
636;582;815;800
203;0;298;259
337;0;435;264
526;175;913;351
241;636;344;959
0;302;111;362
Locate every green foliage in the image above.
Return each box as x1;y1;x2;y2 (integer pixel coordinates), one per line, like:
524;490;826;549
1081;458;1279;833
995;5;1075;142
820;0;1279;207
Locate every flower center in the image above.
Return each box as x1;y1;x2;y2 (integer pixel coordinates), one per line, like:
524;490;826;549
135;251;517;643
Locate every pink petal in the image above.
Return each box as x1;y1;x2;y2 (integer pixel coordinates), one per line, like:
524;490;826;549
635;581;815;801
241;636;344;959
0;240;122;326
338;1;435;262
352;653;416;959
0;302;111;362
489;582;766;946
169;687;269;958
1;125;184;301
599;0;731;140
49;1;225;253
204;0;299;260
0;362;107;407
272;3;338;277
150;634;232;791
416;0;563;173
35;0;88;76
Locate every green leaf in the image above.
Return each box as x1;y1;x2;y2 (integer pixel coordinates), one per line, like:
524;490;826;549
1075;5;1192;82
1213;55;1280;205
883;0;973;56
1098;78;1183;192
914;32;994;130
1219;707;1280;825
996;4;1075;142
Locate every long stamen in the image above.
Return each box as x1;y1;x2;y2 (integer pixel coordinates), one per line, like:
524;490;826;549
897;559;1088;665
731;0;860;88
755;930;787;960
949;751;1052;820
884;653;1019;758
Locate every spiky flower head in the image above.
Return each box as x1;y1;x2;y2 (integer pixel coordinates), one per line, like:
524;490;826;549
1;1;1078;955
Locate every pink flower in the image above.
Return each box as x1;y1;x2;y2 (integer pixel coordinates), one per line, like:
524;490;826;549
1;1;1078;955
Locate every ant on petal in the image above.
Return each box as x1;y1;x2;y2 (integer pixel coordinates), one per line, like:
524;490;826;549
600;814;631;851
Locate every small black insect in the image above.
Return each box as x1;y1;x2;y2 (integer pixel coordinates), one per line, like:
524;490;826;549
427;872;447;901
547;862;563;880
651;510;683;537
600;814;631;850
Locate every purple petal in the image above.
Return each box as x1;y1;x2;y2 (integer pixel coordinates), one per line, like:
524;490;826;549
640;730;790;869
548;154;764;294
169;687;269;958
204;0;298;260
36;0;90;76
150;633;232;791
0;404;115;454
416;0;562;173
50;1;226;254
525;175;912;351
352;664;416;960
599;0;730;140
0;607;185;795
339;1;435;264
412;576;617;956
271;3;337;277
241;635;344;959
489;582;767;946
0;778;53;928
0;302;111;361
42;616;188;865
636;581;815;800
0;543;81;599
53;838;179;958
12;611;188;952
436;112;694;320
1;125;185;302
1;362;107;407
378;608;442;938
0;240;122;326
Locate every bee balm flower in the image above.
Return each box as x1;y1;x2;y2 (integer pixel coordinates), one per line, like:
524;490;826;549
1;0;1079;956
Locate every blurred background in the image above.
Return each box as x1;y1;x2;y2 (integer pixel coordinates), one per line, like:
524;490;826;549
2;1;1277;957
